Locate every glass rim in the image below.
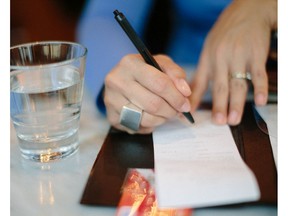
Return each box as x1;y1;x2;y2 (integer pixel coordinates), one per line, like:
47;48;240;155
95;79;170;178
10;41;88;70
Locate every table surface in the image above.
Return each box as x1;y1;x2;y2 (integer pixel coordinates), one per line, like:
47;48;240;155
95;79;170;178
10;89;277;216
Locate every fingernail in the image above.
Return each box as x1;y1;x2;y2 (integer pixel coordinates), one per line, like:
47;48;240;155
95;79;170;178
176;78;191;96
214;112;225;124
180;99;191;112
228;110;239;125
256;93;267;106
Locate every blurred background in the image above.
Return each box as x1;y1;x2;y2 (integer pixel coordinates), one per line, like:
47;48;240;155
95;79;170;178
10;0;276;93
10;0;87;46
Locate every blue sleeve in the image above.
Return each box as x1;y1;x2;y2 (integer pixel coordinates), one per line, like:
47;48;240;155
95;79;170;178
76;0;153;115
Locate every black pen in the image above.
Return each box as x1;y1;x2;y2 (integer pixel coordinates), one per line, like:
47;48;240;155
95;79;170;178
113;10;194;124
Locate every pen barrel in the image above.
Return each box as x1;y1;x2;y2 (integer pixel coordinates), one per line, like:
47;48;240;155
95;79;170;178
141;48;162;71
114;12;144;49
114;10;162;71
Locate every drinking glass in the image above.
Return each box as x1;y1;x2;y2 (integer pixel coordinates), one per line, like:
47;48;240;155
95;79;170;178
10;41;87;162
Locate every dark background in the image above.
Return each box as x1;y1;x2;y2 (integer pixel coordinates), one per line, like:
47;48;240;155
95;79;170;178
10;0;87;46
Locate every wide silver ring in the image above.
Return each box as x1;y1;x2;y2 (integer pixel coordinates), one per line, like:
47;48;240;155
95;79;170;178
230;72;252;81
119;103;143;131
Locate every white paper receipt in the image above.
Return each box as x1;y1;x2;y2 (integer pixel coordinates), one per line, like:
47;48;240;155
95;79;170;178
153;110;260;208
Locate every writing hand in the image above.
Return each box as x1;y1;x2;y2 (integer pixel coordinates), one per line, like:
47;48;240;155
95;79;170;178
104;54;191;134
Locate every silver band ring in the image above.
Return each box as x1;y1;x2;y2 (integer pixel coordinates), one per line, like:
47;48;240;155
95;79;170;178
230;72;252;81
119;102;143;131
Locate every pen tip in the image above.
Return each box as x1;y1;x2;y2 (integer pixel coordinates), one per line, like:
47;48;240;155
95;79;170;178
183;112;195;124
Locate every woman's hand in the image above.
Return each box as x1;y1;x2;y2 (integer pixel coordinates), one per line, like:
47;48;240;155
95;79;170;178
104;54;192;134
190;0;277;125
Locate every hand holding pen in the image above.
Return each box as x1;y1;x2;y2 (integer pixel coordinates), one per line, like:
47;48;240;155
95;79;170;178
114;10;194;125
102;10;194;134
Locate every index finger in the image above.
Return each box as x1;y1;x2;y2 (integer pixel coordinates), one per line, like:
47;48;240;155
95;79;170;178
132;59;191;113
155;55;192;97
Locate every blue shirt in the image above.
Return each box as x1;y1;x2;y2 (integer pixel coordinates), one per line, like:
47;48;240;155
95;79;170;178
76;0;231;113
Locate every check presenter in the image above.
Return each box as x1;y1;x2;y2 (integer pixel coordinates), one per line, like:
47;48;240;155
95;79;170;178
77;0;277;134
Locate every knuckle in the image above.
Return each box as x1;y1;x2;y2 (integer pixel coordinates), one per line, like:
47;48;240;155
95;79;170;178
155;55;186;77
233;39;245;55
104;73;122;91
104;73;115;87
230;80;247;91
152;76;170;94
214;82;228;94
253;68;267;80
119;54;140;68
146;97;163;114
251;68;268;90
231;48;245;61
120;54;135;65
215;43;226;57
168;65;185;78
155;54;172;62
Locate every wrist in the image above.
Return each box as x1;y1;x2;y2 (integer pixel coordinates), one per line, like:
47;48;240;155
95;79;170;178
232;0;277;30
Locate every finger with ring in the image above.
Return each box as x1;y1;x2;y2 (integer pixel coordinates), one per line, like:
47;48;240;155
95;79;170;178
230;72;252;81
